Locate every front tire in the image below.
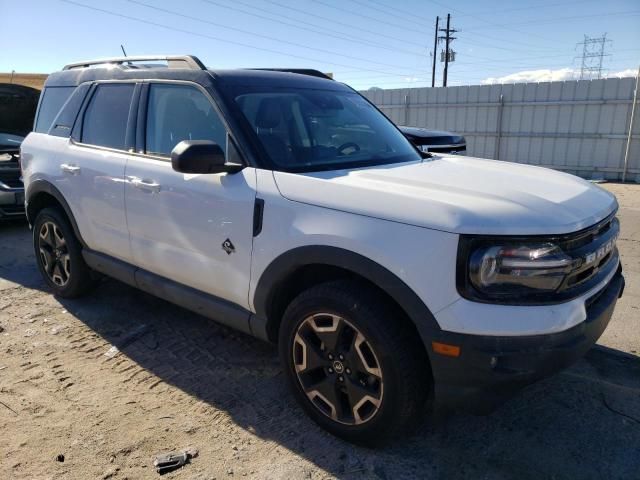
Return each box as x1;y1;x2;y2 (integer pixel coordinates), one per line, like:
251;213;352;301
33;207;95;298
279;280;431;446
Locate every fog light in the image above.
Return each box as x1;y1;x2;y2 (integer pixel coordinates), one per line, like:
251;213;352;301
490;356;498;368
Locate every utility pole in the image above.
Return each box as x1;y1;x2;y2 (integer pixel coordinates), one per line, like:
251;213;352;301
438;14;457;87
431;16;439;88
576;34;611;80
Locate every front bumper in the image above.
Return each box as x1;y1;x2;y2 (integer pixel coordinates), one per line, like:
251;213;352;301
430;265;625;413
0;185;25;219
0;163;25;219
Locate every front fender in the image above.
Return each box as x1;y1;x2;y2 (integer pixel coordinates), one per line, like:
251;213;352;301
252;245;443;343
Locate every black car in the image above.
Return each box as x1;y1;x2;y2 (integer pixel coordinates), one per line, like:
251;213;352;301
399;126;466;154
0;83;39;219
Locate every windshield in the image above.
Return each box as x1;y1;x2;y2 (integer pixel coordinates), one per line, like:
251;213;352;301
232;87;420;171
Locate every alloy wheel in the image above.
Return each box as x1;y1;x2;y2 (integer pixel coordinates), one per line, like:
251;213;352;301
292;313;384;425
38;221;71;287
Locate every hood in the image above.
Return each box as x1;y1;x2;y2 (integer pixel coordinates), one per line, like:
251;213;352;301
0;83;40;139
399;126;455;138
273;156;618;235
398;126;464;146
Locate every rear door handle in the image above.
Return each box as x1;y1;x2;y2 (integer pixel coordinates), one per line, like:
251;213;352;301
60;163;80;175
129;176;161;193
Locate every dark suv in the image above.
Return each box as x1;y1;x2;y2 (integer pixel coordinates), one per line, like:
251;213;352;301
399;126;466;154
0;83;39;219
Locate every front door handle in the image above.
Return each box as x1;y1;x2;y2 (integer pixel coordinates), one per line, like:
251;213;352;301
129;176;161;193
60;163;80;175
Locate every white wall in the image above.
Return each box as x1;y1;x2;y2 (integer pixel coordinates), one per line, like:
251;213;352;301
361;77;640;182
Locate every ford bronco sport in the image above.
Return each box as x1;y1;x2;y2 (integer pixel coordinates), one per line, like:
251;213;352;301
21;55;624;445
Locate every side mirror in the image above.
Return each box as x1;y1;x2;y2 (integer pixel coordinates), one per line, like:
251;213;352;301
171;140;244;174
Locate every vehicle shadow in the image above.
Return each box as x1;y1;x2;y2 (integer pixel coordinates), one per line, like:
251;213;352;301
0;219;43;290
2;221;639;479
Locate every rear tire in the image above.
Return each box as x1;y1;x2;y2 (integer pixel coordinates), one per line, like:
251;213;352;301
279;279;431;446
33;207;96;298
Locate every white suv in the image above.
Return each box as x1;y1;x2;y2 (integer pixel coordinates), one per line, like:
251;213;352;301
21;56;625;445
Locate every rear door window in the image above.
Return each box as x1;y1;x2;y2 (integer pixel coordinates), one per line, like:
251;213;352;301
81;83;135;150
145;83;227;157
34;86;75;133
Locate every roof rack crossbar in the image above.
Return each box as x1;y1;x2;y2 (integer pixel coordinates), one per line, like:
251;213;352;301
62;55;206;71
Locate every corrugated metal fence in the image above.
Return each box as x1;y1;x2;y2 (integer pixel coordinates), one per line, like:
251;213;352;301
361;77;640;182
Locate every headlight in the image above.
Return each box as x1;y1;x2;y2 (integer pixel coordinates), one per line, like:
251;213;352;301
469;243;573;296
458;216;620;304
417;144;430;153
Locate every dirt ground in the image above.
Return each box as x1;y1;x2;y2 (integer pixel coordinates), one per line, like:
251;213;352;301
1;183;639;480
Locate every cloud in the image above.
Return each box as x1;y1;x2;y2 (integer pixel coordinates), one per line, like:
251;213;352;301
481;67;637;85
608;68;638;78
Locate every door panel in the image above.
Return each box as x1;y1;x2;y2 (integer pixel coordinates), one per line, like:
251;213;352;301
59;142;130;260
125;82;256;309
125;158;256;308
54;82;135;261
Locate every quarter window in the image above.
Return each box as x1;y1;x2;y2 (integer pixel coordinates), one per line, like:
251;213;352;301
34;86;75;133
145;84;227;157
81;83;134;150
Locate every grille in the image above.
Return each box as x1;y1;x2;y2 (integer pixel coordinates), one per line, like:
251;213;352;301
559;215;619;292
428;144;466;153
0;205;25;215
0;165;22;188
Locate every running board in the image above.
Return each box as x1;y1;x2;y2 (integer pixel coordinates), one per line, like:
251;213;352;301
82;249;252;335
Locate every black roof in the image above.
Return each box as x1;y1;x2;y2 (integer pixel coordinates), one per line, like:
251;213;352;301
210;69;347;90
45;67;349;92
45;55;348;92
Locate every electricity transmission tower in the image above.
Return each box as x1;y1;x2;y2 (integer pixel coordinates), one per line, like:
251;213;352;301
576;34;611;80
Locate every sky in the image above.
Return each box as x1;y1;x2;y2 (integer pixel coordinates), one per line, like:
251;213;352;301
2;0;639;90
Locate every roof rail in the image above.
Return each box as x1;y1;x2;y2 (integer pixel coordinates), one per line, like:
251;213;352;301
249;68;334;80
62;55;206;71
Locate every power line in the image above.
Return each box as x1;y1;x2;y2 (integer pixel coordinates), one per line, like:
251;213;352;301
201;0;425;56
62;0;639;86
274;0;579;58
127;0;420;71
208;0;424;55
60;0;420;77
310;0;426;35
454;36;564;54
454;0;604;18
345;0;563;65
366;0;430;21
346;0;423;24
425;0;561;45
459;30;556;50
462;9;640;31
